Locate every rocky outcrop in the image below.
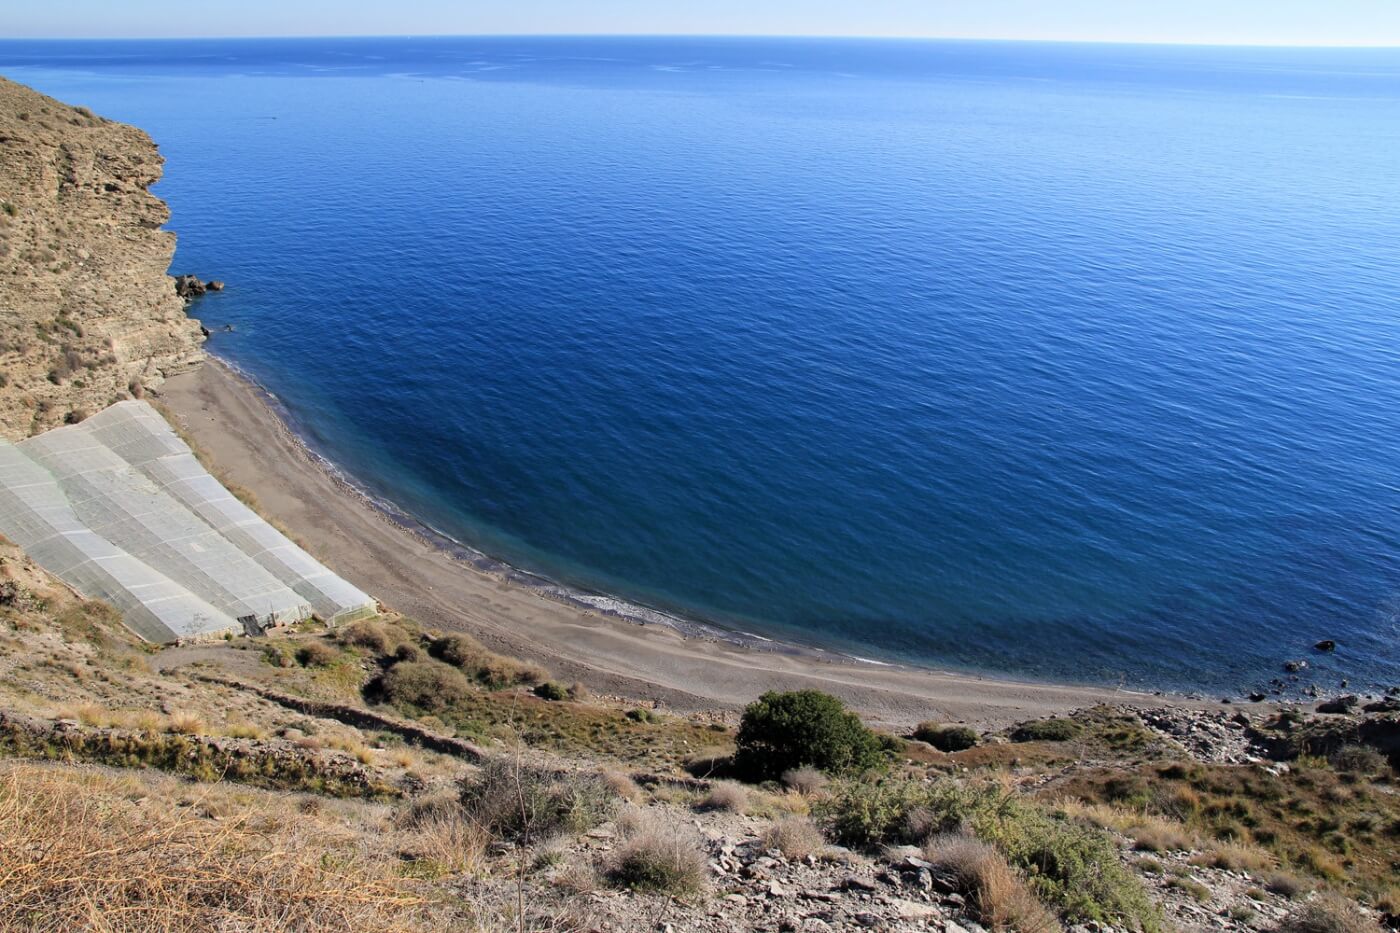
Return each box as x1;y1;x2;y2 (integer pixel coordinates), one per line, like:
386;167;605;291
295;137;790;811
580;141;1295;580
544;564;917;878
173;274;223;300
0;76;204;439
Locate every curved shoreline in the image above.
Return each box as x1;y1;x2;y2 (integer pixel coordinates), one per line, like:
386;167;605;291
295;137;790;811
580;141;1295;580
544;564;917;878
160;355;1205;727
211;355;853;662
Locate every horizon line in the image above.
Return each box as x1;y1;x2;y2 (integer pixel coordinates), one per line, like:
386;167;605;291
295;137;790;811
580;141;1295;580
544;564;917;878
3;32;1400;51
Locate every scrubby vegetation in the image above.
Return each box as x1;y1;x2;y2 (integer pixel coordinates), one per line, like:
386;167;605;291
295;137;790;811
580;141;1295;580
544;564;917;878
459;757;617;842
1012;717;1083;742
379;660;474;713
914;721;980;751
924;834;1060;933
606;812;709;898
820;775;1160;927
734;689;888;781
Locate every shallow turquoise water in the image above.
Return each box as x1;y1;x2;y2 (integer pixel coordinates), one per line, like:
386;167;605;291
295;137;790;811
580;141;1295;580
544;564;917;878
5;37;1400;693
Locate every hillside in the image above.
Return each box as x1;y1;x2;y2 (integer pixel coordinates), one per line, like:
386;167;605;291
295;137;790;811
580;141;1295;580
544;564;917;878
0;75;204;439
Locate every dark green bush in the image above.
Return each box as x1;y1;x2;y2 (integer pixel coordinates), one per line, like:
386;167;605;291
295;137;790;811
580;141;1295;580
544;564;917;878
733;690;886;781
913;722;979;752
379;661;473;712
1011;718;1082;743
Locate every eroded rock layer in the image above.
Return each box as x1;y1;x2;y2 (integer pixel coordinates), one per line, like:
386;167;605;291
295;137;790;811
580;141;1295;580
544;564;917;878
0;75;204;439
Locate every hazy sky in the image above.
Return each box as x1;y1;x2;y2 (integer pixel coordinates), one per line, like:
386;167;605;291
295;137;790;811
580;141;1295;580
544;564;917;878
7;0;1400;46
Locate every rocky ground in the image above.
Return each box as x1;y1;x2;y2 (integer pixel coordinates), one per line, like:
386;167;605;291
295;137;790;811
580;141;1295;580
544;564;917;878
0;75;204;438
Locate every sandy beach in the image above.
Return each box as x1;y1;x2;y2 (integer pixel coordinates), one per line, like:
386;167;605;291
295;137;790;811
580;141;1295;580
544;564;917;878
160;358;1191;728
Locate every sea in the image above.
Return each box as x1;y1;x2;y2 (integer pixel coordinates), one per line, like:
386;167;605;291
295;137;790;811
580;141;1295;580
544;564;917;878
3;36;1399;696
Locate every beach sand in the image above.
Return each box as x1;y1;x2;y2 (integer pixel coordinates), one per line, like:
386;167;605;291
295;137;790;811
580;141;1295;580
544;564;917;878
160;358;1189;728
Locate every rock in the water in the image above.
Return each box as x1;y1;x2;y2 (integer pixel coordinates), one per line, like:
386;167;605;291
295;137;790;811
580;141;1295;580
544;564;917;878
1314;640;1337;652
206;279;225;291
174;274;207;299
1284;660;1308;673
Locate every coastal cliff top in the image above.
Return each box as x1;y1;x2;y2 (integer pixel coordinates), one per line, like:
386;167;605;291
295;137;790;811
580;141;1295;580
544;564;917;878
0;76;203;439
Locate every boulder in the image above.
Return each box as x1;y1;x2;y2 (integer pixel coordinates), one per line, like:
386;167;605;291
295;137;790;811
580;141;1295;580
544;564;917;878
174;274;206;299
1316;695;1358;714
1314;640;1337;652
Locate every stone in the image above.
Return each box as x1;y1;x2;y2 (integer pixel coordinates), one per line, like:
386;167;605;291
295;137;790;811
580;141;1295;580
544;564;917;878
1314;640;1336;652
839;876;879;893
174;274;207;299
206;279;225;291
1316;695;1358;714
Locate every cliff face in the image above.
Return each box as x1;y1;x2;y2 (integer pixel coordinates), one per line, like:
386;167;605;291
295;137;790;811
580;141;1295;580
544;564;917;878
0;76;204;439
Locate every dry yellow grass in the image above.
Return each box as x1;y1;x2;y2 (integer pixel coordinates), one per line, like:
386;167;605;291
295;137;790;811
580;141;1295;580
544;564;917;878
1190;842;1275;873
923;834;1061;933
166;711;206;736
599;767;643;803
698;780;749;813
0;762;431;932
762;816;826;860
1057;799;1196;853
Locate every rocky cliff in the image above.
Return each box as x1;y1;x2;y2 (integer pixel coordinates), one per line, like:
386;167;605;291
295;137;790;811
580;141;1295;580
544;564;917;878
0;76;204;439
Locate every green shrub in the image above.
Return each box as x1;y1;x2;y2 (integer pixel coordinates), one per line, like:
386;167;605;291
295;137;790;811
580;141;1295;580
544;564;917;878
533;681;569;701
820;777;1158;928
379;661;473;712
460;758;616;843
913;722;979;752
1011;718;1082;743
820;775;968;848
734;690;886;781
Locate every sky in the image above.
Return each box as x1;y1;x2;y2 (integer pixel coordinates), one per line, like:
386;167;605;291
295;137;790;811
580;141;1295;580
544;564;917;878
5;0;1400;47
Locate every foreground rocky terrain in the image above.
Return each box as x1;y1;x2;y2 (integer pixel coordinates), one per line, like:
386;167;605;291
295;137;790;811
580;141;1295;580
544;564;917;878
3;528;1398;932
0;75;204;438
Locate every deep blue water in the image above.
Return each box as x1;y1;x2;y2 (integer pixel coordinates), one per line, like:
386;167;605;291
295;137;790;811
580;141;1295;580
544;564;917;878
4;37;1400;695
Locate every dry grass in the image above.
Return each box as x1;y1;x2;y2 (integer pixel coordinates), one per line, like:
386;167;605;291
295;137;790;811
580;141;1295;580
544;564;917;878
1275;894;1381;933
1058;799;1196;853
922;834;1060;933
397;810;489;879
1190;841;1275;873
166;712;206;736
698;780;749;813
762;816;827;860
606;813;709;898
0;762;430;932
781;766;828;796
599;767;643;803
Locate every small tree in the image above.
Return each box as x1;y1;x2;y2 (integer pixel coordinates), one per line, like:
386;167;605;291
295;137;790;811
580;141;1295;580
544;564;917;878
734;690;885;782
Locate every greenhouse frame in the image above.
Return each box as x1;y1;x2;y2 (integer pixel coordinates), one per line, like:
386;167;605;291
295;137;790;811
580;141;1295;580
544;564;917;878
0;400;376;643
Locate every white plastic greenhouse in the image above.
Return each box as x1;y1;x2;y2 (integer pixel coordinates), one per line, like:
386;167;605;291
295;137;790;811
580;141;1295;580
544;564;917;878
0;400;376;643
